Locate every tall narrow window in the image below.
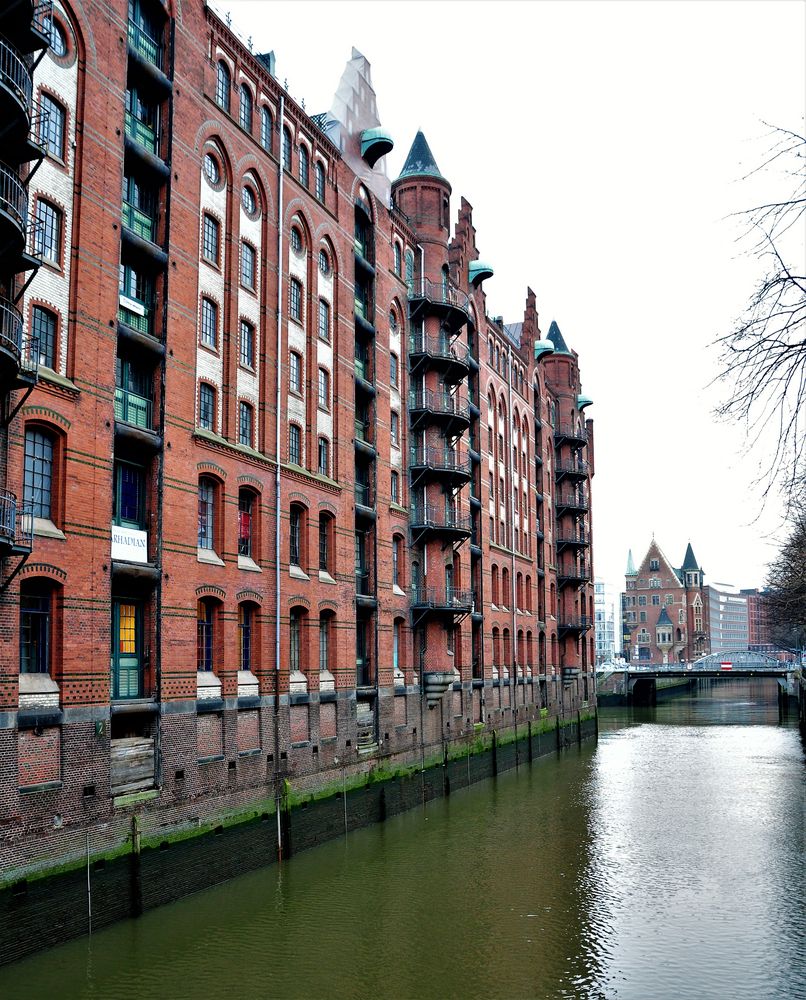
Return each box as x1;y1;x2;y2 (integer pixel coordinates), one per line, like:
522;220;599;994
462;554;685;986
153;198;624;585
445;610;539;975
289;504;303;566
239;320;255;369
390;470;399;504
390;411;400;447
200;297;217;348
317;437;330;478
318;299;330;341
31;306;57;369
238;401;253;447
216;61;230;111
405;250;414;292
315;161;325;202
282;126;292;171
319;613;330;672
197;600;215;671
239;604;253;671
23;428;54;519
239;84;253;132
390;352;399;388
238;489;253;557
35;200;62;264
20;582;51;674
260;106;273;152
392;535;402;587
288;424;301;466
317;367;329;410
318;513;331;572
289;278;302;322
198;478;215;549
393;242;401;275
202;213;219;264
289;351;302;393
289;608;302;671
241;242;256;289
299;145;309;187
198;383;215;430
39;95;66;159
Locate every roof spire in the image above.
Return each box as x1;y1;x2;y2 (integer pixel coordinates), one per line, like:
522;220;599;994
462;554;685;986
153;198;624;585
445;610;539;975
546;320;571;355
681;542;701;572
397;130;445;181
626;549;636;575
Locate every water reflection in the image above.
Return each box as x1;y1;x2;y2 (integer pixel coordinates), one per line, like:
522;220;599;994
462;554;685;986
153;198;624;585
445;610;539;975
0;682;802;1000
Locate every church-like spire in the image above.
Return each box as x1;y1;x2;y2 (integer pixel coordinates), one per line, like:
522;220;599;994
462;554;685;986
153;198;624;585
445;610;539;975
626;549;636;575
397;130;445;181
546;320;571;355
681;542;701;572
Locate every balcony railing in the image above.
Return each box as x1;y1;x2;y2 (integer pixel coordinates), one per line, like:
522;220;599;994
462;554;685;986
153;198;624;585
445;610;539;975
34;0;54;36
114;387;153;429
355;569;373;597
410;504;472;534
558;616;593;631
410;586;473;611
409;446;471;476
556;461;590;478
127;20;163;69
354;297;374;327
408;276;470;318
118;295;154;336
0;36;33;112
408;388;470;420
122;200;157;242
354;419;372;444
354;482;373;509
354;356;371;382
0;160;28;231
0;295;23;364
555;491;589;510
356;654;372;688
0;491;33;551
409;332;471;366
124;110;158;156
556;531;589;546
554;425;588;444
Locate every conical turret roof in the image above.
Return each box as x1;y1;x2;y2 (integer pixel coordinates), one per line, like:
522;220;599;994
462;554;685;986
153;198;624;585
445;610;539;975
626;549;636;575
397;130;445;181
681;542;701;572
547;320;571;355
656;607;673;627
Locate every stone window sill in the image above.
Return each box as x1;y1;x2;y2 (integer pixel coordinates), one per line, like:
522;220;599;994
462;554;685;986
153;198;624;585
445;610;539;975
198;547;225;566
33;517;65;540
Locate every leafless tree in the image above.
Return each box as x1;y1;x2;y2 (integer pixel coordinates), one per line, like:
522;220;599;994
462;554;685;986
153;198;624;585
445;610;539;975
714;125;806;497
763;482;806;652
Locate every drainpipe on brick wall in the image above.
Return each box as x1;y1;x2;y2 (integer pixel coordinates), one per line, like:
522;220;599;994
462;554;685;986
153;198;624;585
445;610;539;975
506;344;518;729
273;94;286;861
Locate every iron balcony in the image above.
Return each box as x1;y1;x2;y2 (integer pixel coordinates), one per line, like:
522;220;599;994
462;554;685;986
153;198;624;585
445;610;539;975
558;568;591;587
557;616;593;633
408;276;471;334
0;491;33;555
408;331;471;382
409;445;472;485
410;503;472;540
554;424;588;446
556;531;590;551
555;491;589;512
555;460;589;481
410;586;474;614
0;161;28;267
408;388;470;430
0;36;33;148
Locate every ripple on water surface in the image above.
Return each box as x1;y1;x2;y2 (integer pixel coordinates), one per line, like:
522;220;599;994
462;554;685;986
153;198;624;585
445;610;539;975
0;696;803;1000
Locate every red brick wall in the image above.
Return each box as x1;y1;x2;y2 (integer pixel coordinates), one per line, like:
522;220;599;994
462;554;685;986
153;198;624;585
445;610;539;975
237;710;260;753
196;715;223;760
18;729;61;788
319;702;336;740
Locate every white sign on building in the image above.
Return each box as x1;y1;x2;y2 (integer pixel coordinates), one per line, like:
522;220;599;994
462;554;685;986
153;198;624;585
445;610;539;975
111;525;148;563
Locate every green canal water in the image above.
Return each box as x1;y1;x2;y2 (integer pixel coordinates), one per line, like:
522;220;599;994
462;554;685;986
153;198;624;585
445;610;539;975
1;679;803;999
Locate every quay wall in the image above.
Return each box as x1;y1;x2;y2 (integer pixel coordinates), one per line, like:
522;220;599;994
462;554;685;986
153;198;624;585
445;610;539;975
0;712;596;967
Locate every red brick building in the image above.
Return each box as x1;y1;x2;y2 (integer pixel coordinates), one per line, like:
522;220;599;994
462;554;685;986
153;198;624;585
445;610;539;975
622;540;708;663
0;0;595;878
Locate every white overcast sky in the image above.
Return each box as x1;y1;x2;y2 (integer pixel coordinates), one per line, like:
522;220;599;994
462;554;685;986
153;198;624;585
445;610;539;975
223;0;806;596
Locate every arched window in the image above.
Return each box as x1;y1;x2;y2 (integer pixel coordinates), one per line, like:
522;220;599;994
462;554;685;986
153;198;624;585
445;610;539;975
282;126;292;171
392;534;404;589
491;565;499;606
20;579;57;675
318;512;333;573
314;161;326;202
198;382;216;430
405;250;414;292
317;436;330;477
289;502;306;568
23;426;56;520
525;575;532;612
492;626;500;668
239;84;253;132
289;606;306;673
216;61;231;112
503;628;511;668
198;477;218;551
238;488;256;558
393;242;402;276
299;145;309;187
260;106;273;152
239;602;258;672
197;598;218;671
319;611;333;673
39;94;66;159
501;567;510;608
516;572;523;610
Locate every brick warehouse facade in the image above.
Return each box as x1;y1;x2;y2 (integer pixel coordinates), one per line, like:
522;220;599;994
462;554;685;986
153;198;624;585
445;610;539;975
0;0;596;883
